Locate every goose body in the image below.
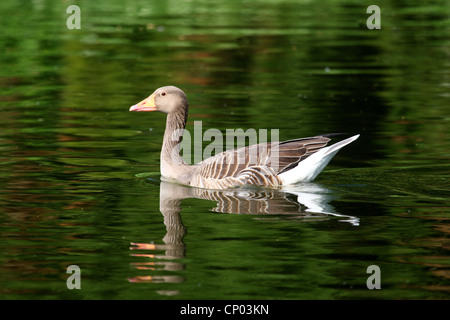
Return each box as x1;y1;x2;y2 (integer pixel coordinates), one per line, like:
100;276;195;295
130;86;359;189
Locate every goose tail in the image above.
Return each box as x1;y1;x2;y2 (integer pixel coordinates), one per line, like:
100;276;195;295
278;134;359;185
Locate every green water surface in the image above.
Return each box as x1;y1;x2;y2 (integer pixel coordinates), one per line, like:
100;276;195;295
0;0;449;300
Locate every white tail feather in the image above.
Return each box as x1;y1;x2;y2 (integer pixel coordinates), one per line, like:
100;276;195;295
279;134;359;185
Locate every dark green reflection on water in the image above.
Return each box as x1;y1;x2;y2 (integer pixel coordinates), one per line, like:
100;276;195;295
0;0;449;299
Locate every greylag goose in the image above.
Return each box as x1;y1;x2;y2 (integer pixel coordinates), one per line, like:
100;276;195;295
130;86;359;189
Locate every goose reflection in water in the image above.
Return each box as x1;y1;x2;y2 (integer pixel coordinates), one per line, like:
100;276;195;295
156;180;359;223
128;181;359;294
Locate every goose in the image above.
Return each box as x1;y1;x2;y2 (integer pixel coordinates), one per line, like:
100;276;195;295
130;86;359;189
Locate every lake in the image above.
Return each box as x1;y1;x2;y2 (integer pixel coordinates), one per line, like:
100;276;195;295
0;0;449;300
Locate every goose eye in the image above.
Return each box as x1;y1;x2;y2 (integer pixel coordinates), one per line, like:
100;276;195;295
161;92;166;96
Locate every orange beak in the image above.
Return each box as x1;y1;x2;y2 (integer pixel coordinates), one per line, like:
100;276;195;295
129;93;157;112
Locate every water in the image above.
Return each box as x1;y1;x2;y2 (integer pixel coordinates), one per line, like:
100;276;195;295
0;0;449;300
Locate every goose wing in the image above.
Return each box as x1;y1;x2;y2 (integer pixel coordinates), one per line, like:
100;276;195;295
191;135;331;188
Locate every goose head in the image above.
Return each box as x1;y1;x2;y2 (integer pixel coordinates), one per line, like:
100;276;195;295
129;86;188;114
